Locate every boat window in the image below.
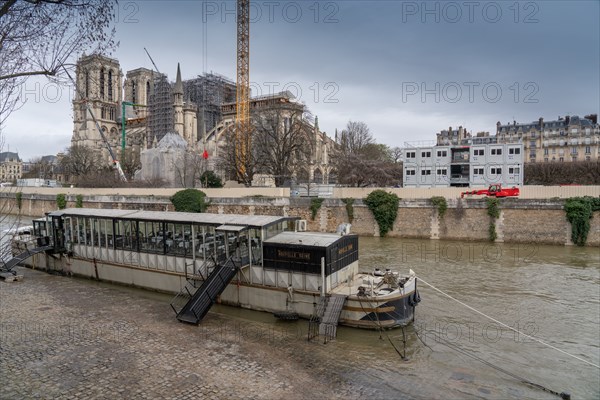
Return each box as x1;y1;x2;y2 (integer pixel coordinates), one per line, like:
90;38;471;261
165;223;192;257
105;218;114;248
139;221;164;254
85;218;93;246
115;220;137;251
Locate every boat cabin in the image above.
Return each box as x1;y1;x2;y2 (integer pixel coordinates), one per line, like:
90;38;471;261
40;209;358;294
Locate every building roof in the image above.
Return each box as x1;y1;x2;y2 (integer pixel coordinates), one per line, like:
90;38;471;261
0;152;21;162
49;208;291;229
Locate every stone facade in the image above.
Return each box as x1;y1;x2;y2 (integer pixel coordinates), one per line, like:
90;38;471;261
3;191;598;247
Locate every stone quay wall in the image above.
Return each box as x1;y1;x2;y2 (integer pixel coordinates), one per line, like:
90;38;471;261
1;188;598;246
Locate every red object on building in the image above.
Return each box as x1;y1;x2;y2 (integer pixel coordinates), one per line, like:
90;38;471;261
202;149;209;160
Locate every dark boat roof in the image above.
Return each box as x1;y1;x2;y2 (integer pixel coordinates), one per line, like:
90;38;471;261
49;208;294;229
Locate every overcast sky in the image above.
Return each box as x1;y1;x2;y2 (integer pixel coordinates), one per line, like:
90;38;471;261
3;0;599;161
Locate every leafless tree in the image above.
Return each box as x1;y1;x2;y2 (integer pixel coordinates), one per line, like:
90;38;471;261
252;105;312;187
0;0;118;125
60;144;99;179
22;157;56;180
172;149;206;188
391;147;403;163
339;121;374;155
336;154;403;187
119;148;142;180
525;161;600;185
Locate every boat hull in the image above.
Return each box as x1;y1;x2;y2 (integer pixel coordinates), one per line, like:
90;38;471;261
13;243;418;330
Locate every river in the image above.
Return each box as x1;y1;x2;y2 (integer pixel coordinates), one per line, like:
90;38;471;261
213;237;600;399
2;213;598;399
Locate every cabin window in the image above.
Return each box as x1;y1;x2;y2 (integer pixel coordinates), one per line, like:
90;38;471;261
139;221;165;254
164;223;192;257
115;220;138;251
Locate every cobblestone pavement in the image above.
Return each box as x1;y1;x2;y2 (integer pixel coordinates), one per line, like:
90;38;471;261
1;268;356;400
0;268;546;400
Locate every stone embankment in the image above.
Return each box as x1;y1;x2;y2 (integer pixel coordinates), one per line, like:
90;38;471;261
1;186;598;246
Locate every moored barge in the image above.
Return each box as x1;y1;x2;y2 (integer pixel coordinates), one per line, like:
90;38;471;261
12;208;419;330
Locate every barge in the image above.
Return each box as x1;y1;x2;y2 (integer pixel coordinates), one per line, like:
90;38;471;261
12;208;419;331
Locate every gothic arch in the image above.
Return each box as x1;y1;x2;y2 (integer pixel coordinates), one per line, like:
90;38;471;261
313;168;323;184
108;70;113;101
99;68;105;99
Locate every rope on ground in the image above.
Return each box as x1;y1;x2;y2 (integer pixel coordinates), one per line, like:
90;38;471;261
417;276;599;369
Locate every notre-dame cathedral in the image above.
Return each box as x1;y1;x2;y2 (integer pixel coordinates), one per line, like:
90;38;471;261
71;53;337;185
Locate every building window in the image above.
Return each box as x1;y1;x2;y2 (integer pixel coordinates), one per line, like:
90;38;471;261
544;158;549;162
559;157;564;162
406;169;416;176
421;151;431;158
586;156;591;161
571;146;577;155
421;169;431;176
509;167;520;174
100;68;105;99
490;167;502;175
508;147;520;155
436;169;447;175
405;151;416;159
585;146;591;154
491;148;502;155
436;150;447;157
543;148;549;156
473;168;484;175
84;69;89;98
474;149;484;156
108;70;113;101
529;151;536;158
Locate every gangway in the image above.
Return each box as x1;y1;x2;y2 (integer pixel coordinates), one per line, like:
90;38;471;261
172;256;239;325
308;294;347;343
1;244;54;274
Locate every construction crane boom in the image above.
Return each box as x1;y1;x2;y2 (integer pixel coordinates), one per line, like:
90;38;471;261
236;0;251;184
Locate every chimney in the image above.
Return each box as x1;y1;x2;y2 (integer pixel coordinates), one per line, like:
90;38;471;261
538;117;544;129
565;115;570;125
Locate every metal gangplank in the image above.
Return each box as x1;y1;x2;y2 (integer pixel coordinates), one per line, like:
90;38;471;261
172;256;239;325
308;294;347;343
1;244;54;274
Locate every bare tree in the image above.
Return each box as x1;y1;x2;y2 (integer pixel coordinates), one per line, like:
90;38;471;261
336;154;403;187
253;105;312;187
0;0;118;127
172;149;205;188
60;144;99;179
216;123;262;186
391;146;403;163
525;161;600;185
339;121;374;155
119;148;142;181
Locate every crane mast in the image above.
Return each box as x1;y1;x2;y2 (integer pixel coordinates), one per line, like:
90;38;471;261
236;0;251;184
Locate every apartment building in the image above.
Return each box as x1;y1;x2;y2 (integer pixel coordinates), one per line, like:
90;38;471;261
402;143;523;188
496;114;599;163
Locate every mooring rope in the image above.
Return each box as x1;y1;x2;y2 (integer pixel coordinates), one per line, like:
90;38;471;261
413;326;571;400
417;276;600;369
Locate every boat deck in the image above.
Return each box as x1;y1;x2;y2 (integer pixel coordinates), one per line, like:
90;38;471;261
330;272;414;298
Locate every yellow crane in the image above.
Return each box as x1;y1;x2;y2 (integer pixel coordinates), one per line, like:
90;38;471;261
236;0;251;184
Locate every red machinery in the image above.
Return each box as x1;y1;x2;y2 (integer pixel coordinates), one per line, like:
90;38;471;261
461;185;520;198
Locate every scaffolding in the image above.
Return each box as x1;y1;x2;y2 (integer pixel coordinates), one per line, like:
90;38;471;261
183;73;236;134
146;73;174;148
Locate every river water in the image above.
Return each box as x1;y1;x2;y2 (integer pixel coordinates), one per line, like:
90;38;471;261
215;237;600;399
2;213;598;398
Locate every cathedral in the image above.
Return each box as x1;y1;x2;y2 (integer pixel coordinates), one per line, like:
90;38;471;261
71;54;337;185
